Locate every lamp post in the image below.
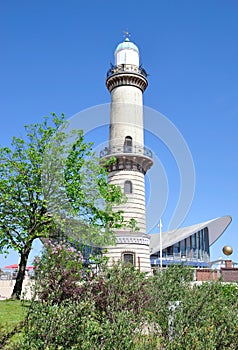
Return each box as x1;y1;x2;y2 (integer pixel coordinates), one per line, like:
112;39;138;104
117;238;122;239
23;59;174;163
158;219;163;270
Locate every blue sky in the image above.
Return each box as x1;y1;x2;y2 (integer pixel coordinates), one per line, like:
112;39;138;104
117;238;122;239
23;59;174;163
0;0;237;265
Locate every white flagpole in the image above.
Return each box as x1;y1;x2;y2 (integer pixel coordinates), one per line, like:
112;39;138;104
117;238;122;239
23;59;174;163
159;219;163;270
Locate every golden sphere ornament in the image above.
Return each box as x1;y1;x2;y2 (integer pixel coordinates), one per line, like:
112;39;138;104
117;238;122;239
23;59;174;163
222;245;233;256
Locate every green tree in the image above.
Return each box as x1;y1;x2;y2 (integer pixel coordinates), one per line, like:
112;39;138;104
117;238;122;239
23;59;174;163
0;114;125;299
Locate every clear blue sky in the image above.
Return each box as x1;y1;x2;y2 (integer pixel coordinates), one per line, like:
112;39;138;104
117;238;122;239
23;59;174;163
0;0;237;265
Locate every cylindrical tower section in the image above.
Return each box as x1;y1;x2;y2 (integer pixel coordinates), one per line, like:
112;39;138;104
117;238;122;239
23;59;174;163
108;170;146;232
109;86;144;149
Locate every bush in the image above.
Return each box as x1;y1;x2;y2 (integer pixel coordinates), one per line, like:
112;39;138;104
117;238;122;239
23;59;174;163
167;282;238;350
23;255;156;349
33;241;83;304
21;244;238;349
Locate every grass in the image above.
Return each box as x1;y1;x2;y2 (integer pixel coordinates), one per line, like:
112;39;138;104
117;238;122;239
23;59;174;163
0;299;28;328
0;299;29;349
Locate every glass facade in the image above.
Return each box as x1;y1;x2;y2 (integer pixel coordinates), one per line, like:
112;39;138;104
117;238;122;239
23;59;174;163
152;227;210;267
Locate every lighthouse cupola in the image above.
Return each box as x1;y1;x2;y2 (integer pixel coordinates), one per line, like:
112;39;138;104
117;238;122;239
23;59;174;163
114;37;140;67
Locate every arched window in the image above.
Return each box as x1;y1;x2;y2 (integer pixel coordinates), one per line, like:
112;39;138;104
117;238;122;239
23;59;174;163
124;136;132;152
122;252;135;265
124;180;132;194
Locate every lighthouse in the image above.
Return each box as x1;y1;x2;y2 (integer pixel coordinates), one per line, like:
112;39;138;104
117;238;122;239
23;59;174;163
101;36;153;272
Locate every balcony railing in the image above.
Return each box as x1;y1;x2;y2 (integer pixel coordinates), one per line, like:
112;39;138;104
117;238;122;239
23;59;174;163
106;64;148;78
100;145;153;159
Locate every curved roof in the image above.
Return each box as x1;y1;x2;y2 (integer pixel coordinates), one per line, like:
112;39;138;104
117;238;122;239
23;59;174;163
115;38;139;53
149;216;232;255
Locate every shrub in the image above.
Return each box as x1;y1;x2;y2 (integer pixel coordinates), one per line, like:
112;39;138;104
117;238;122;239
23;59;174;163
22;244;238;349
33;241;83;304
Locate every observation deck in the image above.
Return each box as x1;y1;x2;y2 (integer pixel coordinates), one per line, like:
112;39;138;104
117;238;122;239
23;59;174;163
106;64;148;78
100;144;153;174
106;64;148;93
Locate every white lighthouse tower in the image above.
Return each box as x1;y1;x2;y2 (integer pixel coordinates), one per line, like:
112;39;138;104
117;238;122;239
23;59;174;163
101;36;153;272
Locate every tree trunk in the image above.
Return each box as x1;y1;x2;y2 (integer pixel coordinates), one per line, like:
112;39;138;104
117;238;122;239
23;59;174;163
11;245;32;299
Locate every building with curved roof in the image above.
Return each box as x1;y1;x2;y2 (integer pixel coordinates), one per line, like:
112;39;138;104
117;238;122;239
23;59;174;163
149;216;232;268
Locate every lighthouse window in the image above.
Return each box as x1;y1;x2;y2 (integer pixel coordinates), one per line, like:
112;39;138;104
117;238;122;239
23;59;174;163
124;180;132;194
122;252;135;265
124;136;132;152
126;160;131;169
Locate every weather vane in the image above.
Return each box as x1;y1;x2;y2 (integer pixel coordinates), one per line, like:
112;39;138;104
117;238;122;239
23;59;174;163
123;30;131;40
